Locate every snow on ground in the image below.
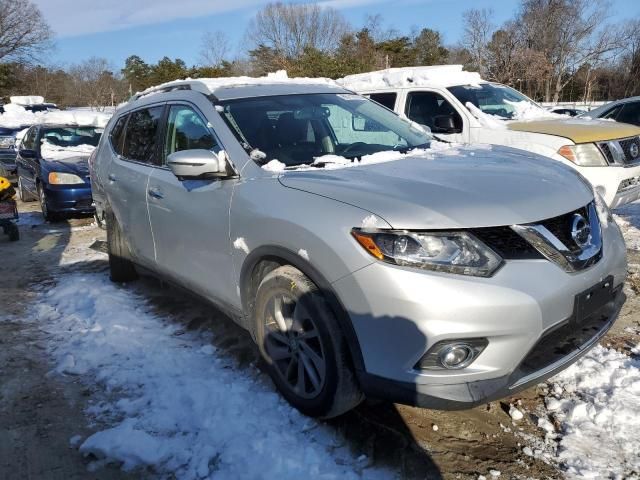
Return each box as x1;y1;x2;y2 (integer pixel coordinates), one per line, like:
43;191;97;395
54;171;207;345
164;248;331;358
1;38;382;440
34;272;393;479
614;201;640;250
540;345;640;478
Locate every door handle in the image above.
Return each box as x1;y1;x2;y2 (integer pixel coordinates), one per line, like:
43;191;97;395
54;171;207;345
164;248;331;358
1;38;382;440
108;173;117;182
148;187;164;199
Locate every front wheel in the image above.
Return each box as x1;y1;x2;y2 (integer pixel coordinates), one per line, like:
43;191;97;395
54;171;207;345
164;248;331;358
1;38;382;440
38;184;60;222
254;265;363;418
18;177;34;202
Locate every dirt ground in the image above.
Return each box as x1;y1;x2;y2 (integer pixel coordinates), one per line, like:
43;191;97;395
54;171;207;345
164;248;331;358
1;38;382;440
1;198;638;480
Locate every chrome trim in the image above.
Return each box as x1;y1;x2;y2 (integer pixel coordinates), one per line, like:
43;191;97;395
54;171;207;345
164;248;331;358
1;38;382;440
511;202;602;273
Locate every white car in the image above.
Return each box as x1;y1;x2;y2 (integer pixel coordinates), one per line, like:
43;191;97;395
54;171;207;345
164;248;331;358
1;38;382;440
339;66;640;208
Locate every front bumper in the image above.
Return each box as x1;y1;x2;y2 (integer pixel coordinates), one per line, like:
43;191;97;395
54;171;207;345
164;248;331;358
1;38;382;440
332;216;627;409
574;162;640;208
44;183;94;213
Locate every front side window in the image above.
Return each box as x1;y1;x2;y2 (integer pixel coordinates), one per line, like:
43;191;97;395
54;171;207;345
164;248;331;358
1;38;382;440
122;106;164;164
448;83;540;120
164;105;218;164
218;93;431;168
602;105;623;120
21;127;37;150
405;91;462;132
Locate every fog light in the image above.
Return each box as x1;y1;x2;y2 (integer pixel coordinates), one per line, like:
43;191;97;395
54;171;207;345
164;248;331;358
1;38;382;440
439;344;474;369
414;338;488;370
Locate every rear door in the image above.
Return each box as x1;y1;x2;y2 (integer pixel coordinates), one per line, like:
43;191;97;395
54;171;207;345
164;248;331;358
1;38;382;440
147;101;238;305
106;105;164;268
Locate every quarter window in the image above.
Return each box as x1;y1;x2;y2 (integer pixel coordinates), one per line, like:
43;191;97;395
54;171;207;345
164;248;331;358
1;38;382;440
110;115;128;155
164;105;218;164
122;106;164;164
369;92;397;110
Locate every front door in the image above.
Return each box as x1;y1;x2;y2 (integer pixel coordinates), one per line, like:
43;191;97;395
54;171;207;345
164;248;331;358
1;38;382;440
147;102;238;306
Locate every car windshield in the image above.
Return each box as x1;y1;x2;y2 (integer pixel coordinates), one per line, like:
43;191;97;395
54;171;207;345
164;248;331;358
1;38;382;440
40;126;102;148
217;93;432;167
447;83;540;120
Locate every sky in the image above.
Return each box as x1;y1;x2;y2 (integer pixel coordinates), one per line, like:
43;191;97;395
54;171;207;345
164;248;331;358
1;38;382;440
33;0;640;69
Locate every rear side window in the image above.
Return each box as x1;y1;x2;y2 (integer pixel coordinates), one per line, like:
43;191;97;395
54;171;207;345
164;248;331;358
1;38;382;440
109;115;127;155
369;93;397;110
122;106;164;164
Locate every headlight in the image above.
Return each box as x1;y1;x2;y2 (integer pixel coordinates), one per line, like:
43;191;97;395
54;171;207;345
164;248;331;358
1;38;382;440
558;144;607;166
0;137;14;149
48;172;85;185
351;229;503;277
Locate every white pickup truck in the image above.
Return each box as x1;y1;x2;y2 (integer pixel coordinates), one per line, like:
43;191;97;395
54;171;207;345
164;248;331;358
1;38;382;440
339;65;640;208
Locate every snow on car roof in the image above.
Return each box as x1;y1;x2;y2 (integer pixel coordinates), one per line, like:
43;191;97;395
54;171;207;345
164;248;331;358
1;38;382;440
135;70;342;101
0;104;111;129
337;65;485;91
9;95;45;105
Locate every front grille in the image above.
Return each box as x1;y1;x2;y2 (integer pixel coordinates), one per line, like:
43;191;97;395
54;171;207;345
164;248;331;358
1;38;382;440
598;135;640;165
471;227;541;260
540;205;589;254
510;286;622;382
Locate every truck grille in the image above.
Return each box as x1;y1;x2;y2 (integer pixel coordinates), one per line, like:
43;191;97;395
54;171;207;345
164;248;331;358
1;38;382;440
598;135;640;166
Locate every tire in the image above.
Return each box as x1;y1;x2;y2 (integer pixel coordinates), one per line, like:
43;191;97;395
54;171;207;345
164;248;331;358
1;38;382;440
254;265;363;418
106;209;138;282
38;184;61;222
18;177;34;202
8;224;19;241
94;209;107;230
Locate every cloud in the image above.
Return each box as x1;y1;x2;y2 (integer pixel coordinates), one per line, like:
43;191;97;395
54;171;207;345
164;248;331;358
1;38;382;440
32;0;267;37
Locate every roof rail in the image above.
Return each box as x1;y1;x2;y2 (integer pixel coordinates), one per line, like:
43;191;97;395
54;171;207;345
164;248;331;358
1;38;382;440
129;79;212;102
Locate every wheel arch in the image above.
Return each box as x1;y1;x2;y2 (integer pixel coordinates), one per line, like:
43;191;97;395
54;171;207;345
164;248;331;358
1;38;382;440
239;245;365;373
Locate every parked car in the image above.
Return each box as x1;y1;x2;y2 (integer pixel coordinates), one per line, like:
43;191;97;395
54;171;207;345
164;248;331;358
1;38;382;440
549;107;587;117
16;123;100;220
0;125;28;183
582;97;640;128
91;76;626;418
339;65;640;209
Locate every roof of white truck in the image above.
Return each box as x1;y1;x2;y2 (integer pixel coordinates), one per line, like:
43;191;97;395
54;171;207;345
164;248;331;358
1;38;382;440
337;65;486;91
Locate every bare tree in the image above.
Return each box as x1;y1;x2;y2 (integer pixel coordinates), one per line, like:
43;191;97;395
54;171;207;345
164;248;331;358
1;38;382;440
518;0;625;102
0;0;52;62
199;30;230;67
461;8;494;76
246;2;349;69
67;58;126;109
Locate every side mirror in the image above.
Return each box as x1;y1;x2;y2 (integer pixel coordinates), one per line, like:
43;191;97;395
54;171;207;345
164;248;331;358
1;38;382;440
166;149;227;180
19;148;37;159
433;114;462;134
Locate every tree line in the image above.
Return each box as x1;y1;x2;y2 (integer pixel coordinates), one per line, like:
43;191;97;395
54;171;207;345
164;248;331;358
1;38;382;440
0;0;637;108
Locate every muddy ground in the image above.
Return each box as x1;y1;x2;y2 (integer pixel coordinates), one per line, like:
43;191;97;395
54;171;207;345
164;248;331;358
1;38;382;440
1;198;638;480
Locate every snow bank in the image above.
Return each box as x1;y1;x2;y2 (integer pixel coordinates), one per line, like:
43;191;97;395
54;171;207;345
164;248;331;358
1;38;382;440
40;139;95;161
338;65;483;91
0;104;111;129
35;273;390;479
543;345;640;478
139;70;340;99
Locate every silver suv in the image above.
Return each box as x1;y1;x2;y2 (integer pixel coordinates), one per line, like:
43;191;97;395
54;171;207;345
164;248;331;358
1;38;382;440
91;78;627;418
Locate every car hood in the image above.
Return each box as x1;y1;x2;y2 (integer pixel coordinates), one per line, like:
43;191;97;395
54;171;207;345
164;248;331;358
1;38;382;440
42;156;90;177
507;118;640;143
278;146;593;229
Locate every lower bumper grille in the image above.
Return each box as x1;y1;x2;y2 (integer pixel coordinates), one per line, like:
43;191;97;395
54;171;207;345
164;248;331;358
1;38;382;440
509;285;623;385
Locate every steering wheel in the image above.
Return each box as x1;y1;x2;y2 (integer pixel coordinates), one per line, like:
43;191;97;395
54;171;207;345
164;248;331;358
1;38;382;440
341;142;368;154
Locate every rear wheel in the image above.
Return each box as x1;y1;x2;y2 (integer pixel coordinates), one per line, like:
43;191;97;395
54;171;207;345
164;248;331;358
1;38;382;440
7;224;19;241
106;209;138;282
254;265;362;418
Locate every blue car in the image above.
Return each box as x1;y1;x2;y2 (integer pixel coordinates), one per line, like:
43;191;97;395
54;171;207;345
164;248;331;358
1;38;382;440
16;124;101;221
